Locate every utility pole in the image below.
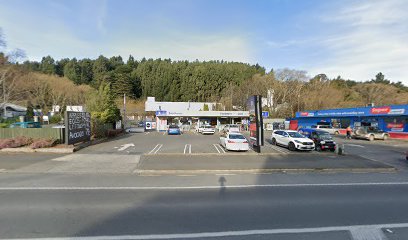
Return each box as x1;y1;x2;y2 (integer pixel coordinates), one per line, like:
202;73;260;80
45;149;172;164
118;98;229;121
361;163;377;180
123;93;126;129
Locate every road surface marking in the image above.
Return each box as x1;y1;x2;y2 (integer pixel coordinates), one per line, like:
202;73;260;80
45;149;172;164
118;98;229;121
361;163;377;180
215;173;236;176
177;175;196;177
118;143;135;151
213;144;221;153
350;226;388;240
345;144;365;148
145;132;150;135
1;182;408;191
148;144;163;154
217;144;226;153
5;222;408;240
268;144;290;154
0;169;6;172
183;144;191;154
163;131;166;136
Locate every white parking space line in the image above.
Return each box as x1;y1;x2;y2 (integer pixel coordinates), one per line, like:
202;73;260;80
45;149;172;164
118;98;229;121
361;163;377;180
148;144;163;154
213;144;221;153
145;132;150;135
268;144;290;154
183;144;192;154
217;144;226;153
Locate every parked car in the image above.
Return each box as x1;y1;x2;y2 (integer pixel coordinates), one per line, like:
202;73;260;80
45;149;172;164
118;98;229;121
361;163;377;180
219;132;249;151
167;125;181;135
299;128;336;152
311;125;340;135
352;126;389;141
201;125;215;135
271;130;315;151
223;124;240;133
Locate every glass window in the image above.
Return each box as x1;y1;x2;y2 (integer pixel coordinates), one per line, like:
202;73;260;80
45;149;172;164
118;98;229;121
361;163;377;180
287;132;305;138
229;134;246;139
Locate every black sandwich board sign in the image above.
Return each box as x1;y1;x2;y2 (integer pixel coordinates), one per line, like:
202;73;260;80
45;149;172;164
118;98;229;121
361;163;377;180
247;95;264;153
64;111;91;145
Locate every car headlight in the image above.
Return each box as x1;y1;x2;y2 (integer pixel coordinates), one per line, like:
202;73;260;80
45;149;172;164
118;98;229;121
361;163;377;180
333;142;336;145
294;140;302;144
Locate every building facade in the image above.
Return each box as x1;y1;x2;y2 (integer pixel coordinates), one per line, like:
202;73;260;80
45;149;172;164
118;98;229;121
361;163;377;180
293;104;408;139
145;97;249;131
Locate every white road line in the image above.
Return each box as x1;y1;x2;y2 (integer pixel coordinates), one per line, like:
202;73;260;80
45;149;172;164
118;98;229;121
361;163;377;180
145;132;150;135
218;144;226;153
183;144;188;154
153;144;162;154
268;144;290;154
148;144;163;154
1;182;408;191
5;222;408;240
213;144;221;153
189;144;191;154
345;144;365;148
148;144;160;154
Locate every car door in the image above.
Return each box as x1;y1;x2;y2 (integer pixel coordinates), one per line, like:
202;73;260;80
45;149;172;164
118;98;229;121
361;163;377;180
281;132;290;146
273;131;283;145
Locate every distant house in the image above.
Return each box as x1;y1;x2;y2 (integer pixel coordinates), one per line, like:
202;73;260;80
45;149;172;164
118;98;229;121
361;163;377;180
0;103;27;119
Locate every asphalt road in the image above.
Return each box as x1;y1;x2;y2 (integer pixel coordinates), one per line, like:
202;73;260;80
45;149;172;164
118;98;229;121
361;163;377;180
1;183;408;239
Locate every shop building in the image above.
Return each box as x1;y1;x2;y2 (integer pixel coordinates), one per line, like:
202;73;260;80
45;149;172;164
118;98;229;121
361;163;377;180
292;104;408;139
145;97;249;131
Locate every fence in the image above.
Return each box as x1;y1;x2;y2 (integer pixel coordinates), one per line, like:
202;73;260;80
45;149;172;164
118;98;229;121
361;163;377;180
0;128;64;142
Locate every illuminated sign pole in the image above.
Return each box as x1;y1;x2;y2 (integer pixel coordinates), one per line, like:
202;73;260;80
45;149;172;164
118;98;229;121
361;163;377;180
247;95;264;153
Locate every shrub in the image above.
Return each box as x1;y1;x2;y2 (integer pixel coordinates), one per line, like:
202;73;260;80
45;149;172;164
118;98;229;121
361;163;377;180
0;123;9;128
49;114;62;124
0;136;33;149
30;138;57;149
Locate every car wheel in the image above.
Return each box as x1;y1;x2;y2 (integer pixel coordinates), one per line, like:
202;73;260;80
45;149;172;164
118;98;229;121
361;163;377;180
271;138;277;145
368;134;375;141
288;142;296;151
383;134;389;141
315;145;321;151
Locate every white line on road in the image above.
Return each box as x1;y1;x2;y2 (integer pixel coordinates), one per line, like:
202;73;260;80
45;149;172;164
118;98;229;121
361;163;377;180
5;222;408;240
189;144;191;154
145;132;150;135
213;144;221;153
268;144;290;154
148;144;163;154
218;144;226;153
345;144;365;148
183;144;191;154
1;182;408;191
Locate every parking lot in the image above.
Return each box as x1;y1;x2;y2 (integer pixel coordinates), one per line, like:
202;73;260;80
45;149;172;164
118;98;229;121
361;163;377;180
97;130;337;155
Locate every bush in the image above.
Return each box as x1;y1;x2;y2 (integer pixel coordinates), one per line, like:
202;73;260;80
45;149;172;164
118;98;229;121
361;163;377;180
0;136;33;149
49;114;62;124
0;123;9;128
30;138;57;149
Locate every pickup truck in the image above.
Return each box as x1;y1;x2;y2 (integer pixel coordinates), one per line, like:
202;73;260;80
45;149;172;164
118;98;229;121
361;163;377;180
311;125;340;135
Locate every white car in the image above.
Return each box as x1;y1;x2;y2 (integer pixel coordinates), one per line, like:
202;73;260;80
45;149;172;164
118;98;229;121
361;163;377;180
311;125;340;135
271;130;315;151
220;132;249;151
223;124;240;133
201;125;216;135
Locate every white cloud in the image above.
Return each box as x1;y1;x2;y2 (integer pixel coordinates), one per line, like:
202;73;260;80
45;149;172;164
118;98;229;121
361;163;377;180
309;0;408;83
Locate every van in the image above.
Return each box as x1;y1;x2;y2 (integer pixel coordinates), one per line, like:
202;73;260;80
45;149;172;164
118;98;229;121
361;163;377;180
298;128;336;151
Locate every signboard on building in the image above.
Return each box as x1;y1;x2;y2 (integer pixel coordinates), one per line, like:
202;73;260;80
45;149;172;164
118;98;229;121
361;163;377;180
65;111;91;145
247;95;263;153
262;111;269;118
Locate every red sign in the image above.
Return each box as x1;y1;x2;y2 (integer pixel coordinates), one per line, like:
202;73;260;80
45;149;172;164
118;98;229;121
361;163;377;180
300;112;309;117
387;123;404;129
370;106;390;114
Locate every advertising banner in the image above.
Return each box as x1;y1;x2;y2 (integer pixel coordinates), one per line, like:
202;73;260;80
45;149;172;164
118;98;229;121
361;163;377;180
65;111;91;145
247;95;264;153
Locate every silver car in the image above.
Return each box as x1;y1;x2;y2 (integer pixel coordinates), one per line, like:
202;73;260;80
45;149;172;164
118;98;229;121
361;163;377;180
352;126;389;141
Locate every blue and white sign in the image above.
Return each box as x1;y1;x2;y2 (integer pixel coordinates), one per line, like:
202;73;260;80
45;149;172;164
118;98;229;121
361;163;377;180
155;111;167;116
262;111;269;118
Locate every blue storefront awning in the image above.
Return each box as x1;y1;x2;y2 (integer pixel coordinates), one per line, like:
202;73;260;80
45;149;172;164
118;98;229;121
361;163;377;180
296;105;408;118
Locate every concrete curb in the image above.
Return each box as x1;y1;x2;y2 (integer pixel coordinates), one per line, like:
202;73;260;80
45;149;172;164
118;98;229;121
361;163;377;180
135;167;397;175
1;147;74;153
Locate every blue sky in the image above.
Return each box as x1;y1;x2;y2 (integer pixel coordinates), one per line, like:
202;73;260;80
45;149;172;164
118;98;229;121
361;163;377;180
1;0;408;83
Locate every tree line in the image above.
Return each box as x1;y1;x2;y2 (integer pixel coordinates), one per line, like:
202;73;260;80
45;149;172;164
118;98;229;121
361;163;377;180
21;55;265;102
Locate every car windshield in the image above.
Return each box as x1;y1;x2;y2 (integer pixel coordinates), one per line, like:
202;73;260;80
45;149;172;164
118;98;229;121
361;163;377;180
320;133;332;140
169;125;179;129
229;134;246;139
287;132;305;138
